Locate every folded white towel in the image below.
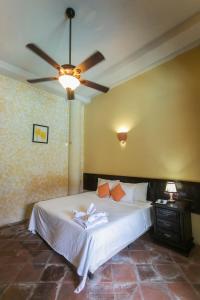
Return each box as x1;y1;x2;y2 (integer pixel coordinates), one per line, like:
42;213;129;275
74;216;108;229
73;203;108;229
87;203;96;215
73;211;86;218
87;212;108;223
73;203;96;219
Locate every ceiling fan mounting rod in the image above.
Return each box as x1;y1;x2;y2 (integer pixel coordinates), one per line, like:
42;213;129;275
66;7;75;65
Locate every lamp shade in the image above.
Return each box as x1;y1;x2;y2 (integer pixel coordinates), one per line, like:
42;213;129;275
58;75;80;90
165;182;177;193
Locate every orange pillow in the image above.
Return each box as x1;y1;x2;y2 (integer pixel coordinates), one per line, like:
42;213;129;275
111;184;126;202
97;183;110;198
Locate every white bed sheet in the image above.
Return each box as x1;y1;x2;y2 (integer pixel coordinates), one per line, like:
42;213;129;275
29;192;152;292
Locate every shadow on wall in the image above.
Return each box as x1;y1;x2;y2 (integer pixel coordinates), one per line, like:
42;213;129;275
24;174;68;220
25;203;35;220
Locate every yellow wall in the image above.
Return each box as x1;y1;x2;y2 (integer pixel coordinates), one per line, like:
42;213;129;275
84;46;200;244
0;74;69;226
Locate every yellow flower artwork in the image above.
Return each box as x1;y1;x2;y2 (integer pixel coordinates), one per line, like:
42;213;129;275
32;124;49;144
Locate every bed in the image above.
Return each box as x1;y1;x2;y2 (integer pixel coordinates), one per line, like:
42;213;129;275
29;191;152;293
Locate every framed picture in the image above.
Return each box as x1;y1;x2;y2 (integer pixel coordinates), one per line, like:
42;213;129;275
32;124;49;144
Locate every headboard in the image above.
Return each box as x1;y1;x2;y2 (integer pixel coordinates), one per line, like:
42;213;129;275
83;173;200;214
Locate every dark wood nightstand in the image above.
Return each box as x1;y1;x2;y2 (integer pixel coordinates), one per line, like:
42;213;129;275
152;200;193;254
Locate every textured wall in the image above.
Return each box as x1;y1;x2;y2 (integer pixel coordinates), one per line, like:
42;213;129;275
0;74;69;226
84;46;200;244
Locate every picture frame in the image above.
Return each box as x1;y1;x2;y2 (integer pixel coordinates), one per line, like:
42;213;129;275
32;124;49;144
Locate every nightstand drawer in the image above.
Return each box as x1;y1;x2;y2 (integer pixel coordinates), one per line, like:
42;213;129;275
156;229;180;243
152;200;193;254
157;218;180;233
156;207;178;222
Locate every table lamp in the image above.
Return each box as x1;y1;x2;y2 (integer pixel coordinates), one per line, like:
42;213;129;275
165;181;177;202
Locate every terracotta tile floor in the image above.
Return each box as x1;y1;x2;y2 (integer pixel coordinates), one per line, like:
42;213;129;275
0;221;200;300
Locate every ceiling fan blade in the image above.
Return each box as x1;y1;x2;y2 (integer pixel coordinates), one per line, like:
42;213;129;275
75;51;105;73
26;43;60;70
67;88;75;100
80;79;109;93
27;77;58;83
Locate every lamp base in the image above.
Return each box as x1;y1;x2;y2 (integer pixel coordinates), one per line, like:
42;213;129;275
168;199;175;203
168;193;175;203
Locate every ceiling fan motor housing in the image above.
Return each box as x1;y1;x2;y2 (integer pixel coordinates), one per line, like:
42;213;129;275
60;64;80;79
66;7;75;19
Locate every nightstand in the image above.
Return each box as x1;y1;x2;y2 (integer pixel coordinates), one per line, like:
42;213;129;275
152;200;193;254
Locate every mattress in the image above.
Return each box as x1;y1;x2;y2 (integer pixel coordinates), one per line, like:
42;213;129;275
29;191;152;292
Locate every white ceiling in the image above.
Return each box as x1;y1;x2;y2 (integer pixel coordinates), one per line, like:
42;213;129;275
0;0;200;103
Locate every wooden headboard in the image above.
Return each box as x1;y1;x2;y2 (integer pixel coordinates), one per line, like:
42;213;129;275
83;173;200;214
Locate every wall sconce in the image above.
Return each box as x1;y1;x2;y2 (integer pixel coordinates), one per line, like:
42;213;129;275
165;181;177;202
117;132;127;145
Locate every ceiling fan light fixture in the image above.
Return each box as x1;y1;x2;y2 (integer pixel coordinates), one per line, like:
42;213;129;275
26;7;109;99
58;74;80;90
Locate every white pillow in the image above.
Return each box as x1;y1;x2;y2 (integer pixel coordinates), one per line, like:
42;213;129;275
119;183;134;204
120;182;148;202
96;178;119;192
133;182;148;202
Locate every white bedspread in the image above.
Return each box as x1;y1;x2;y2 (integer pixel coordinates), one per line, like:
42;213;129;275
29;192;152;292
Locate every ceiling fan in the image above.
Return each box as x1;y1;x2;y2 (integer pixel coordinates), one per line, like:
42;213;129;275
26;7;109;100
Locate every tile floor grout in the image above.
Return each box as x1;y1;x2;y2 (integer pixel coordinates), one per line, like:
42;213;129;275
0;221;200;299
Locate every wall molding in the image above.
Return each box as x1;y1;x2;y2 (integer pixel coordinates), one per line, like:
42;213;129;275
0;13;199;103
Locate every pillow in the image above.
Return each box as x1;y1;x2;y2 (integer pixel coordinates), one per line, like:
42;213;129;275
97;183;110;198
118;182;135;203
110;183;126;202
96;178;119;193
120;182;148;202
133;182;148;202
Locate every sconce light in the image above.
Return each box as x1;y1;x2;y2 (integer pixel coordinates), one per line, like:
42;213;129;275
117;132;127;145
165;181;177;202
